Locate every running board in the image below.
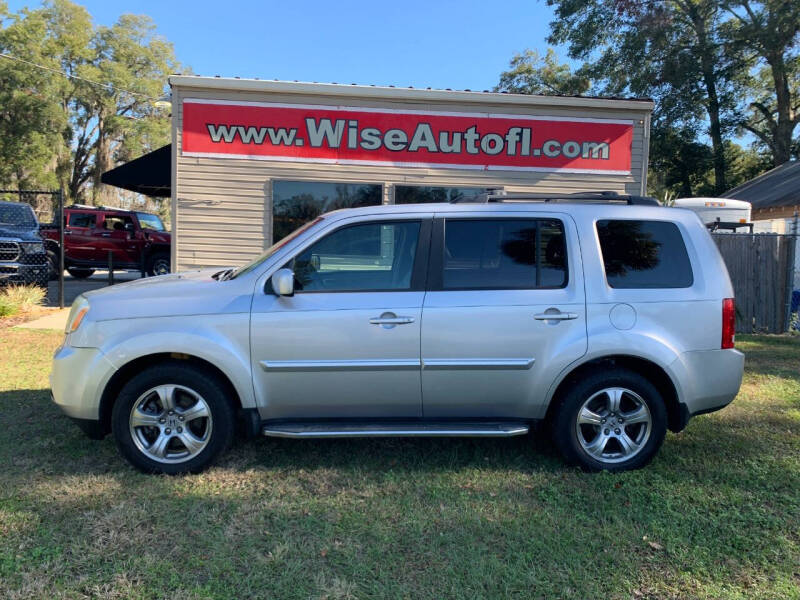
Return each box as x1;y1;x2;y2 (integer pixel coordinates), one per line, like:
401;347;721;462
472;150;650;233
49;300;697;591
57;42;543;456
261;421;530;439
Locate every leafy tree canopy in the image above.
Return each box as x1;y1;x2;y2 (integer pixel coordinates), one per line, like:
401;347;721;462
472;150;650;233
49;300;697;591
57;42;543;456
0;0;181;205
496;48;590;96
498;0;798;198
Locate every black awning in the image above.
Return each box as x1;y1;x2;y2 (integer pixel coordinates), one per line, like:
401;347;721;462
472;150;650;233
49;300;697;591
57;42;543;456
101;144;171;197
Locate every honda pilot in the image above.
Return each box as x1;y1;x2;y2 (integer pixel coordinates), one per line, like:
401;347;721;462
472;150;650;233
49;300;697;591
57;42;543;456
50;192;744;473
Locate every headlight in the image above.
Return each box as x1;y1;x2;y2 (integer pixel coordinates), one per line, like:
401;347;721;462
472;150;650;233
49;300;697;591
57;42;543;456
65;295;90;334
19;241;45;254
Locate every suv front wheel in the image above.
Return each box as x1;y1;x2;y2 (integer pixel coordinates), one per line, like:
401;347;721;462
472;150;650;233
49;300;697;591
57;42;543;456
552;369;667;472
111;362;235;474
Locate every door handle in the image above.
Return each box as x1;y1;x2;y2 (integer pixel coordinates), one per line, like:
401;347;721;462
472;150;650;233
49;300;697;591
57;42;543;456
100;233;111;237
534;312;578;321
369;316;415;325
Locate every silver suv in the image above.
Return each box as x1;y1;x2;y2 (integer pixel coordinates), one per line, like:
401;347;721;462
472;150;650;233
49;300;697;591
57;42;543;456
50;192;744;474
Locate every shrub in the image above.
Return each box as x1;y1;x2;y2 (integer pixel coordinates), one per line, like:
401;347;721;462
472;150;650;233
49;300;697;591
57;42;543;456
0;284;45;317
0;295;17;317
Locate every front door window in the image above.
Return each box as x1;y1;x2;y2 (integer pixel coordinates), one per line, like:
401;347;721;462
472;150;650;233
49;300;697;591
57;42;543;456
287;221;421;292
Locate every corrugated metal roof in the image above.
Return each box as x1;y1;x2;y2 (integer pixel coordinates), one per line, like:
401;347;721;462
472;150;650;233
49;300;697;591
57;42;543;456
168;75;655;112
722;160;800;209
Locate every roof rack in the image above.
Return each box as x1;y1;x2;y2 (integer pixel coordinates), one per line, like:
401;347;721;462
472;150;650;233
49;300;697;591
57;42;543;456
67;204;132;212
452;191;659;206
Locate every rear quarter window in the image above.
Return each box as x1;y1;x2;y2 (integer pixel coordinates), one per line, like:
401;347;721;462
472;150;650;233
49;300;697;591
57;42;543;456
596;220;693;289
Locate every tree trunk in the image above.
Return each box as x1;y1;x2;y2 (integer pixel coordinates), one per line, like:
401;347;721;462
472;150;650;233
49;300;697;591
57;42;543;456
692;9;727;193
767;51;793;166
92;110;113;206
704;74;728;193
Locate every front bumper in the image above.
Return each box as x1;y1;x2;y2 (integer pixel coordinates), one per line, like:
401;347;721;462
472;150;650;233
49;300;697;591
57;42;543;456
50;343;117;424
50;392;106;440
0;260;48;285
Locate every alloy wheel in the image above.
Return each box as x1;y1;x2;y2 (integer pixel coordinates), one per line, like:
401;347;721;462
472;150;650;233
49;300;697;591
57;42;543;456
129;384;212;464
575;387;652;464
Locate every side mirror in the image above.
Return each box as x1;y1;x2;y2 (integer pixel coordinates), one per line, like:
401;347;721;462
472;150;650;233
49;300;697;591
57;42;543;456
124;222;135;232
271;268;295;296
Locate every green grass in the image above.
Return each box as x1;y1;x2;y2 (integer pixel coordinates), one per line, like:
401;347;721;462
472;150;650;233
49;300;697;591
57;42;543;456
0;329;798;599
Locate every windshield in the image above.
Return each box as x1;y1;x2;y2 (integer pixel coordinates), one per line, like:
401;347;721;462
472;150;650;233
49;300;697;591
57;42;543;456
229;218;323;280
136;212;165;231
0;203;37;228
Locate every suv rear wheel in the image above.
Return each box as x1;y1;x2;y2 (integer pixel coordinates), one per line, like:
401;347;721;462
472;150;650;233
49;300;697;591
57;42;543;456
552;368;667;472
111;362;235;474
147;252;170;276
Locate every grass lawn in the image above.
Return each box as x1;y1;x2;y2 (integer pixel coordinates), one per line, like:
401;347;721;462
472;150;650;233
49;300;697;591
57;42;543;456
0;328;798;599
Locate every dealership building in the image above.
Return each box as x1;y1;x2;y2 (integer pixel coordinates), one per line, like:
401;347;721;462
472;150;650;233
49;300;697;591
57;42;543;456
105;76;654;271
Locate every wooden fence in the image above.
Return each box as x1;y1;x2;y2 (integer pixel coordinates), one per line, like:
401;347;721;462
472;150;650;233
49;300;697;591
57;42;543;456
712;233;797;333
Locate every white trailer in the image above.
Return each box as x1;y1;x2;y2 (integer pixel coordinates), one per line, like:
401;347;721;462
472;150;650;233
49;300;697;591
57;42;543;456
674;198;752;231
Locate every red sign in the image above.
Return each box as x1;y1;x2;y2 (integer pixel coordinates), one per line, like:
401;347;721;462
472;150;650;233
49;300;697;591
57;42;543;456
182;99;633;174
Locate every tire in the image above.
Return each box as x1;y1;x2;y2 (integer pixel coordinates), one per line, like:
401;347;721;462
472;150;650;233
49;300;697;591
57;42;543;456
47;249;60;281
67;267;95;279
111;361;235;474
147;252;170;276
551;368;667;472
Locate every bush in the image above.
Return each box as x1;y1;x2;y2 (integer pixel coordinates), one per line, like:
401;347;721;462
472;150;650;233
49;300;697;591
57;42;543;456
0;295;17;317
0;284;45;317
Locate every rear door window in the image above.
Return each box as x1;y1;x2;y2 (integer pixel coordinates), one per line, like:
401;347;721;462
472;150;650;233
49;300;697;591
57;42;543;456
596;220;693;289
441;219;567;290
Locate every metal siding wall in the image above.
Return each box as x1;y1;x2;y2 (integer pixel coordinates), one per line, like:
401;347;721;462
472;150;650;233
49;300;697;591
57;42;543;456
173;85;651;270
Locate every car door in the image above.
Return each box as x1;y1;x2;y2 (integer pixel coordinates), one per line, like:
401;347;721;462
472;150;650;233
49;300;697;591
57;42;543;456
250;216;431;420
420;212;587;419
64;211;98;263
99;213;142;267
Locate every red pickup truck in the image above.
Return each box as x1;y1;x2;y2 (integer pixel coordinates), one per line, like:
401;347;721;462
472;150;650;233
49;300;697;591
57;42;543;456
41;205;171;278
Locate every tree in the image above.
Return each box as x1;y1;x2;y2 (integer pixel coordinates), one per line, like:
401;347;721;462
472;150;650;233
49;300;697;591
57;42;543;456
724;0;800;165
546;0;745;194
75;13;176;204
648;124;715;198
0;0;178;204
0;1;78;191
496;48;590;96
647;125;768;199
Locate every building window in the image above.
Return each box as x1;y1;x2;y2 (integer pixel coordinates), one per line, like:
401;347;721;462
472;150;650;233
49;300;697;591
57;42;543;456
395;185;488;204
272;180;382;242
596;220;693;289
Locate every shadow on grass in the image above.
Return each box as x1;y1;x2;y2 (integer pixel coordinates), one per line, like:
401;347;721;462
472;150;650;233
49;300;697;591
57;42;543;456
0;387;566;478
0;386;794;482
2;386;799;599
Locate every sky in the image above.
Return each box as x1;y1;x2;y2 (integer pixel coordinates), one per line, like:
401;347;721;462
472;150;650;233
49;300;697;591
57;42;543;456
7;0;561;92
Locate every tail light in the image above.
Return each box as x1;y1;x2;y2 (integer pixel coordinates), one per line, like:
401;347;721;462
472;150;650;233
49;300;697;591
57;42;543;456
722;298;735;349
